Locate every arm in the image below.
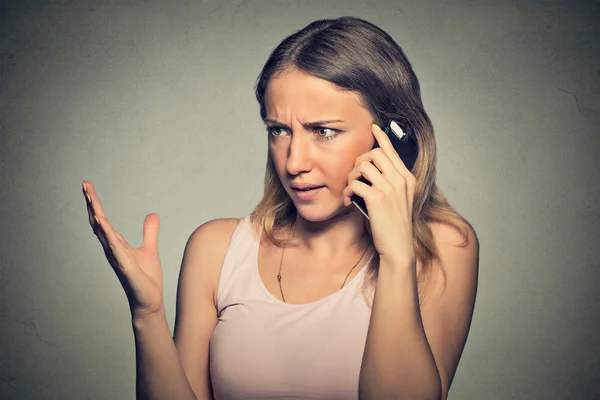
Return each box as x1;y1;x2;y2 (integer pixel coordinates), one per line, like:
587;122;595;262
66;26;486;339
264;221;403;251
173;218;241;399
133;308;198;400
359;223;479;400
83;181;236;399
135;218;239;400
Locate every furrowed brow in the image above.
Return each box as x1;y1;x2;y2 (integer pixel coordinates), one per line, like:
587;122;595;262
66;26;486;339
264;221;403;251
263;119;345;130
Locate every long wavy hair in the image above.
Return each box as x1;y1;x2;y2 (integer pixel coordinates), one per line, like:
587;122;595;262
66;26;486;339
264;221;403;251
248;16;475;306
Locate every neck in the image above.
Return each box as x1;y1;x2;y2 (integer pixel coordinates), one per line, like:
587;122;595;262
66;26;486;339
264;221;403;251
288;206;371;260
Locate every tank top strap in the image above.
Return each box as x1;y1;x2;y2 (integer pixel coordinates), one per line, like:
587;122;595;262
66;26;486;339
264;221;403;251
209;215;374;399
215;215;375;313
214;215;257;313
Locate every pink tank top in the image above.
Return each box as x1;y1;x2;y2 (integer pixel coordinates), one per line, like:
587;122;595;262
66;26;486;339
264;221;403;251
209;215;375;400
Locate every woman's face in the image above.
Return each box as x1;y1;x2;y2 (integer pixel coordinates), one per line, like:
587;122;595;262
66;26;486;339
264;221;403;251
264;68;376;222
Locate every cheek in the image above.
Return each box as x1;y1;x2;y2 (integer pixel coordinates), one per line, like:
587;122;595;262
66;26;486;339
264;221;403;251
269;146;286;171
326;158;356;190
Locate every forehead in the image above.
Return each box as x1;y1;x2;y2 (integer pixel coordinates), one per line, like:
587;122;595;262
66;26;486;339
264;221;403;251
264;69;367;119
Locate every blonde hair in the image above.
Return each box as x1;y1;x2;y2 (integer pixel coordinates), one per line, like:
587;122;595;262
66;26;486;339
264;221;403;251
248;16;476;306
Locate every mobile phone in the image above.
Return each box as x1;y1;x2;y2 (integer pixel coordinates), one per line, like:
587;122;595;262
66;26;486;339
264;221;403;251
350;120;418;220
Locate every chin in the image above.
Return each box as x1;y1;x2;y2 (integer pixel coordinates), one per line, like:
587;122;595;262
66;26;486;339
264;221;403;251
293;201;355;222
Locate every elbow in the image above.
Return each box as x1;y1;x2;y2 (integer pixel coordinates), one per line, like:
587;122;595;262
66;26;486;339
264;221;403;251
358;365;443;400
429;386;443;400
413;369;444;400
358;382;442;400
412;382;442;400
428;372;443;400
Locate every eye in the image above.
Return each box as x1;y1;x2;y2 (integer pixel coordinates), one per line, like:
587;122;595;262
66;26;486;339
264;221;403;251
266;126;288;137
314;127;339;141
266;126;340;141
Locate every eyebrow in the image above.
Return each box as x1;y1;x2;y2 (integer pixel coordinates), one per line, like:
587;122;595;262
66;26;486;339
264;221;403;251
263;119;345;130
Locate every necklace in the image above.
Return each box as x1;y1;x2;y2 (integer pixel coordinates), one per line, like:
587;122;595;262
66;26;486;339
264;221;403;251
276;228;372;303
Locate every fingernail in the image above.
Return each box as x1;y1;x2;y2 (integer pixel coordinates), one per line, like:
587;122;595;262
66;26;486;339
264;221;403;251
82;181;87;192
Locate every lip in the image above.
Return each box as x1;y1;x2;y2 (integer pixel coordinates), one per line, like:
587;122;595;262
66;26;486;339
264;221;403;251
290;182;323;190
292;186;324;201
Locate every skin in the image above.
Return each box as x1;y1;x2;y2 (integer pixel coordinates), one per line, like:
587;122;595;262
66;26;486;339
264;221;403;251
264;67;377;262
265;68;479;399
83;66;478;400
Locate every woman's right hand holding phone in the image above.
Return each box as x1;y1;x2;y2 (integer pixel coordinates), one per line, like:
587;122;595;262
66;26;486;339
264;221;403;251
82;181;164;320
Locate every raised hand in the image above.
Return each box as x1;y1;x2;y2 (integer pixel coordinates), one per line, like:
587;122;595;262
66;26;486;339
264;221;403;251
342;124;417;268
82;181;164;318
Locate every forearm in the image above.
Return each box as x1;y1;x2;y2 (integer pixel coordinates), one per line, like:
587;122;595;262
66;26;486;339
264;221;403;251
132;307;198;400
359;261;441;400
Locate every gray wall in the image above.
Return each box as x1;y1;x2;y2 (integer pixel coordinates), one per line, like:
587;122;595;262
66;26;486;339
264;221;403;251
1;1;598;399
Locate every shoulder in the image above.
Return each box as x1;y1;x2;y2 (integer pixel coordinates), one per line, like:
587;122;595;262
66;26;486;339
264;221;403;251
185;217;242;266
174;217;242;397
181;217;242;303
190;217;241;241
185;217;242;261
417;220;479;395
429;219;479;254
425;220;479;296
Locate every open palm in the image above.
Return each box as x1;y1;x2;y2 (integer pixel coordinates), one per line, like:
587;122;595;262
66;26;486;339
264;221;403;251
83;181;164;318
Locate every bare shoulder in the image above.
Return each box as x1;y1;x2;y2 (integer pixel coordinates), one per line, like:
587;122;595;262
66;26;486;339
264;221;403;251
429;219;479;250
419;220;480;397
183;217;242;298
186;217;242;262
190;217;241;243
174;217;241;398
425;219;479;295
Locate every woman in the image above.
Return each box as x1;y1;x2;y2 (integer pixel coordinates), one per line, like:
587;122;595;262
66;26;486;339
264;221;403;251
83;16;479;400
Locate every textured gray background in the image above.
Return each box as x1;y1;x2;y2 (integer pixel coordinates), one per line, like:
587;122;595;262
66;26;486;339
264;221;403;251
1;1;599;399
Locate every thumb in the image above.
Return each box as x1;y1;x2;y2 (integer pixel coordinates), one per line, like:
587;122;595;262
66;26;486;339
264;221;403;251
141;213;160;250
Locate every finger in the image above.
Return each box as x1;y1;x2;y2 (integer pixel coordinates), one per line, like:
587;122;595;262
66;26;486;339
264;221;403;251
92;214;112;255
343;179;373;207
141;213;159;251
351;161;391;201
372;124;411;175
91;212;122;259
352;147;397;182
347;159;389;190
95;215;136;276
84;191;96;229
357;148;399;181
83;181;138;255
83;182;97;229
83;180;105;235
83;181;116;247
82;181;108;219
353;150;372;169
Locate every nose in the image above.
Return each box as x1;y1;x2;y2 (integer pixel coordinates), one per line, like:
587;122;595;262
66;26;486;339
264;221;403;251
285;129;314;176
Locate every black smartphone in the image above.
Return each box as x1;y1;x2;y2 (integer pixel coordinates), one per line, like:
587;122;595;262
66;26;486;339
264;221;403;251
350;120;418;220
